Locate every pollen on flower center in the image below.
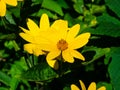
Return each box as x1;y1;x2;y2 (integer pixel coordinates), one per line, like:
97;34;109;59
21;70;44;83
57;39;68;51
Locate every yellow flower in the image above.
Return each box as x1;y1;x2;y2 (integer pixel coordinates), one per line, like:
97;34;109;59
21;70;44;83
0;0;17;16
19;14;50;56
20;13;90;69
71;80;106;90
40;19;90;69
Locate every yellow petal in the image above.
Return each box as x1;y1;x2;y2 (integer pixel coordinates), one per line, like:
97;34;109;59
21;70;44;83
19;33;34;43
19;26;30;34
27;18;40;34
46;50;61;61
71;84;80;90
70;49;85;61
24;44;44;56
4;0;17;6
97;86;106;90
51;20;68;39
40;28;60;44
51;20;68;31
20;32;47;44
24;44;33;54
79;80;86;90
0;0;6;16
88;82;96;90
40;13;50;30
62;49;74;63
34;46;45;56
40;43;55;51
46;59;59;70
67;24;80;42
69;33;90;49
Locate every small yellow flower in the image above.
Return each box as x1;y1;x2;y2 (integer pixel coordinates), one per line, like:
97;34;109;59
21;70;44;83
19;14;50;56
40;19;90;69
0;0;17;16
71;80;106;90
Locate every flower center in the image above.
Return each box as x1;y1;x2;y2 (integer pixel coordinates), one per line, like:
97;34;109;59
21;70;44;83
57;39;68;51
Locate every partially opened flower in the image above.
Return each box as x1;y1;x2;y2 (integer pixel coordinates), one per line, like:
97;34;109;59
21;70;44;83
40;20;90;69
0;0;17;16
19;14;50;56
71;80;106;90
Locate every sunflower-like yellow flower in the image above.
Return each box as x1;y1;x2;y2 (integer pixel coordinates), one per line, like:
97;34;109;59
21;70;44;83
71;80;106;90
19;13;90;69
0;0;17;16
40;19;90;69
19;14;50;56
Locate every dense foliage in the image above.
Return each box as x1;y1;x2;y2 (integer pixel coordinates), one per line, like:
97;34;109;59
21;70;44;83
0;0;120;90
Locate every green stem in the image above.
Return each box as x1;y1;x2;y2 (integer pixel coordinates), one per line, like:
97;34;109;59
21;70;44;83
24;54;31;69
58;54;64;77
35;81;47;90
32;54;34;66
26;53;33;68
36;83;39;90
1;17;7;29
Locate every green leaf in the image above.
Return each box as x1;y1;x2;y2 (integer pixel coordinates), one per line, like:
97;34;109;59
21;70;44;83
97;82;112;90
42;0;64;16
10;57;27;77
9;78;20;90
57;0;69;9
32;0;43;5
105;0;120;18
73;0;84;14
4;40;14;50
12;40;20;51
31;9;58;19
0;50;9;58
9;57;28;90
97;13;120;25
83;14;120;37
8;7;20;18
63;86;70;90
0;87;8;90
5;11;16;25
21;62;58;82
90;5;106;14
0;71;11;86
0;33;16;40
108;47;120;90
82;46;110;65
64;13;74;26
